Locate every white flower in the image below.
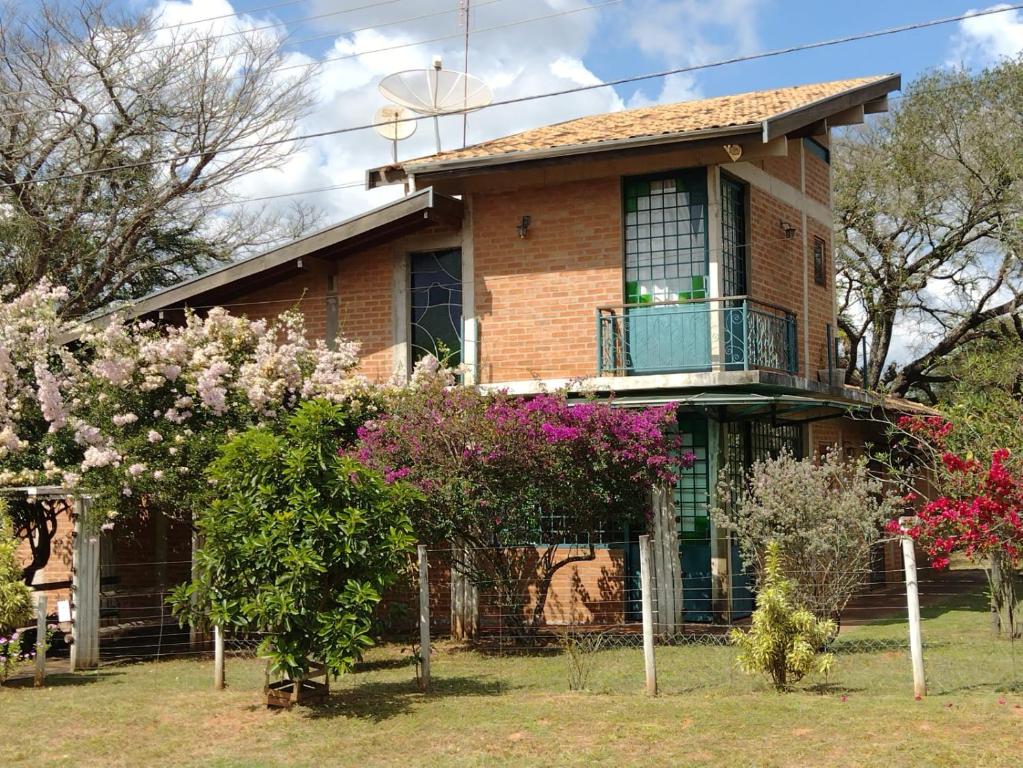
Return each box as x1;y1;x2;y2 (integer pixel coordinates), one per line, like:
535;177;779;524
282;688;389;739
112;413;138;427
147;430;163;443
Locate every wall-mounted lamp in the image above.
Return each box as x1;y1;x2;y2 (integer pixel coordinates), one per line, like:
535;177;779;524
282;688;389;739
779;220;797;239
516;215;532;239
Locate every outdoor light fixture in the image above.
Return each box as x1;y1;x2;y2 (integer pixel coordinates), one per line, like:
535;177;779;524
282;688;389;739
780;220;797;239
516;215;532;239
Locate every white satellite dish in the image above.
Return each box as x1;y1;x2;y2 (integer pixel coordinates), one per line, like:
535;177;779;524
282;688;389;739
379;57;492;153
373;105;417;163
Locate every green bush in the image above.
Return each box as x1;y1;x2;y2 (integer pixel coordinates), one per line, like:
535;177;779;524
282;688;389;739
730;542;836;690
170;400;417;682
0;498;32;633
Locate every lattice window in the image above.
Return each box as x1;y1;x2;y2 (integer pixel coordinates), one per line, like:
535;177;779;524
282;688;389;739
813;236;827;286
674;418;710;540
720;175;748;297
410;249;462;366
623;170;708;304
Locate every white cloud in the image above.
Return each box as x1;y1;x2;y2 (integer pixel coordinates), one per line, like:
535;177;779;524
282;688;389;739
141;0;762;232
625;0;764;105
949;4;1023;66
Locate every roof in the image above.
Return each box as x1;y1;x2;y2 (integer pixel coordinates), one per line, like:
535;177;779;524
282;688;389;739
80;187;462;331
368;74;900;187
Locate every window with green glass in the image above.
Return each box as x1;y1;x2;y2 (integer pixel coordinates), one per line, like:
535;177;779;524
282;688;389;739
410;249;462;367
623;170;708;304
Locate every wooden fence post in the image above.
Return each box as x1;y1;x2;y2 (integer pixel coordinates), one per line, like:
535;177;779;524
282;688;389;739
418;544;431;691
70;497;99;672
214;625;225;690
34;593;47;687
900;517;927;698
639;534;658;696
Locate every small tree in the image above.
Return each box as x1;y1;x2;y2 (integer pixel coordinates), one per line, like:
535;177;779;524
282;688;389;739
715;451;897;623
731;542;836;690
170;400;416;683
356;377;687;638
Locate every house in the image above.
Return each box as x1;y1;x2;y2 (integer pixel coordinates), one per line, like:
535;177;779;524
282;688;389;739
79;74;911;635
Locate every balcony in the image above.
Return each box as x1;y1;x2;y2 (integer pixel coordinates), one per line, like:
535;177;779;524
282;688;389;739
596;297;798;377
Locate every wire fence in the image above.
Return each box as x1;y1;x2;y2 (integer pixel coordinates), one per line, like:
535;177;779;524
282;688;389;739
30;540;1021;700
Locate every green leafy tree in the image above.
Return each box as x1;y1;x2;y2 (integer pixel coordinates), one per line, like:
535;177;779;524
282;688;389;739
170;400;417;683
731;542;836;690
714;451;897;624
835;61;1023;398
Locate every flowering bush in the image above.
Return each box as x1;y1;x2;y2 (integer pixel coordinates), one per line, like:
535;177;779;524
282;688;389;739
0;282;380;581
887;416;1023;638
72;307;371;526
356;375;689;637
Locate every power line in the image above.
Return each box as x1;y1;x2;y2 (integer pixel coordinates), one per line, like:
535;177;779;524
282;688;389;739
2;2;1021;192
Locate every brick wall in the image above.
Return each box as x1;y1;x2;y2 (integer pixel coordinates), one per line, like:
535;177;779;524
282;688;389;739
471;178;623;383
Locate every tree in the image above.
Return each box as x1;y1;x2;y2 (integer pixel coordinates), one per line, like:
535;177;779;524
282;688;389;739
170;400;416;683
0;1;318;316
730;542;836;690
887;417;1023;639
0;280;371;584
834;62;1023;399
714;451;897;624
356;375;687;638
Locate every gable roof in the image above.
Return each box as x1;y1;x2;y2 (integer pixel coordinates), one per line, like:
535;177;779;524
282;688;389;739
77;187;461;334
367;74;899;186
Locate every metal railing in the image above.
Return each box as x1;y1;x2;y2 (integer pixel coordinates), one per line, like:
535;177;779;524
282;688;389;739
596;296;797;376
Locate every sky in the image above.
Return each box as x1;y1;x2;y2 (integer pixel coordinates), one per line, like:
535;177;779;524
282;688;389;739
98;0;1023;224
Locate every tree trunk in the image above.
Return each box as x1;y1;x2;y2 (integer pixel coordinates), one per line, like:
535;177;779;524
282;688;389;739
989;552;1023;640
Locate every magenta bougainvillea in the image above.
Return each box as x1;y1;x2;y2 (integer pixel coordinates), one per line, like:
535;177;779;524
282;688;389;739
355;383;691;636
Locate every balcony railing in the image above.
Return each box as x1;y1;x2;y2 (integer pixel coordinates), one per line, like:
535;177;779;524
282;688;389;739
597;296;798;376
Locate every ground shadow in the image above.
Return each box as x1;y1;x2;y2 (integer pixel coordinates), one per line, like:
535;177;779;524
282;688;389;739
2;670;125;689
296;675;507;722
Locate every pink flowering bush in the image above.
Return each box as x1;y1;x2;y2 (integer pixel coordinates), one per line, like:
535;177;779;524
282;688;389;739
0;282;380;581
356;373;690;637
72;307;373;527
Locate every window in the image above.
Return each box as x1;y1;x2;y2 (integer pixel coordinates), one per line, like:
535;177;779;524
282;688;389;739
720;175;748;297
409;249;462;367
813;236;826;286
803;137;830;164
623;170;708;303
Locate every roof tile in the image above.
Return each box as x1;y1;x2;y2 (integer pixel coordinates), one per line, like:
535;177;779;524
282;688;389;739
406;76;891;166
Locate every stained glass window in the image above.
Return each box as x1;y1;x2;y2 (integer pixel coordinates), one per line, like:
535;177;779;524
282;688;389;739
623;170;708;304
410;249;462;366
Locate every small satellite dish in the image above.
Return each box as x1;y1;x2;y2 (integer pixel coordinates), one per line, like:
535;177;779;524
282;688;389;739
379;57;492;153
373;106;417;163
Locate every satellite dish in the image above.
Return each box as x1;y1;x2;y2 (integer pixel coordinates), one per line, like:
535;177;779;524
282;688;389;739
373;106;417;163
379;57;492;153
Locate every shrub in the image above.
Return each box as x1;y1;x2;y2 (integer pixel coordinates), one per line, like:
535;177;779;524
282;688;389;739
356;377;688;638
0;498;34;683
731;542;836;690
170;400;417;682
715;451;897;623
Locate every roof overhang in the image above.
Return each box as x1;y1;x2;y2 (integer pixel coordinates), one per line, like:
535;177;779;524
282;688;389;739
366;74;901;190
78;188;462;333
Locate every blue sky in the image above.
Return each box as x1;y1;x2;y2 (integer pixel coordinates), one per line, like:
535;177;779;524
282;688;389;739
88;0;1023;220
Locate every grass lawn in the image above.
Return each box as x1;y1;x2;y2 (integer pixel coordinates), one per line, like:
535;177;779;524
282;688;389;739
2;589;1022;767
